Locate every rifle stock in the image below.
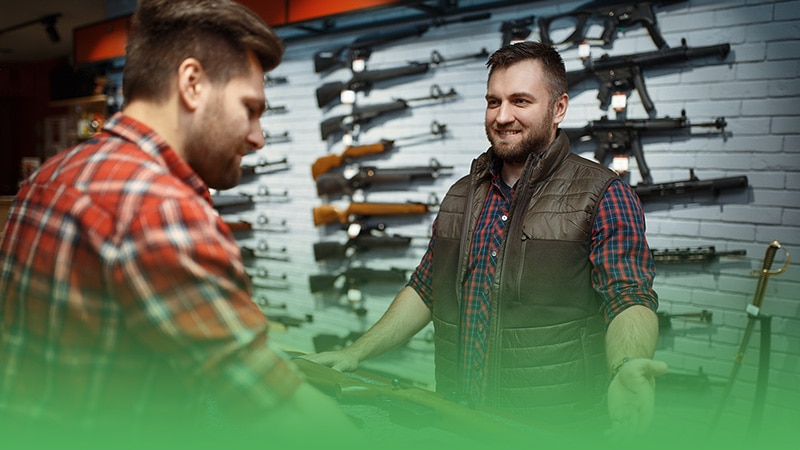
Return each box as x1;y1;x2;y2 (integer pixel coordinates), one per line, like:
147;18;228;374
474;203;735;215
311;139;395;180
313;201;429;226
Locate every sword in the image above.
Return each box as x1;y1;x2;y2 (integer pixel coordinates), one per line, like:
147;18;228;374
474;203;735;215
710;240;790;431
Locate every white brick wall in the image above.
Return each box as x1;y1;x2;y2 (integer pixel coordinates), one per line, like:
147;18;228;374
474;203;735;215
222;0;798;440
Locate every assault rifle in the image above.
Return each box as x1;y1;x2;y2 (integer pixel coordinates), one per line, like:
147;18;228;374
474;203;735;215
313;233;413;261
500;15;536;46
651;245;746;264
316;158;452;197
562;110;727;184
313;13;490;73
240;156;289;179
313;199;434;227
316;48;487;108
568;39;731;113
539;0;686;50
311;121;447;179
320;85;457;141
633;170;749;200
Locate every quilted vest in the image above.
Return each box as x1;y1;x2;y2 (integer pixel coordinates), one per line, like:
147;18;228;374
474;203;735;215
431;131;618;426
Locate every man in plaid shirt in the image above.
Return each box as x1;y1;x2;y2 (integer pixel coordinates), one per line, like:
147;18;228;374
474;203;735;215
0;0;357;445
305;42;667;441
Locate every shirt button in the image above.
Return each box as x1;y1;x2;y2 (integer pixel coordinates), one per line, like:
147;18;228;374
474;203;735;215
491;251;497;257
501;214;508;221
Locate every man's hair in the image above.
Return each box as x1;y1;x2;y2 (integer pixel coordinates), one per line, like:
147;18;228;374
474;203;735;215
123;0;284;102
486;41;567;105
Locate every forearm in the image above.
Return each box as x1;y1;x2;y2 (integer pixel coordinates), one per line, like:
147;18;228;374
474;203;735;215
605;304;659;369
346;285;432;362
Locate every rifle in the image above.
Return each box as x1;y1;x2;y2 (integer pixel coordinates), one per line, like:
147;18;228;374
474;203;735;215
316;157;452;197
500;15;536;46
211;193;253;212
313;13;490;73
264;74;287;86
651;245;746;264
291;358;556;443
313;234;413;261
313;200;433;227
562;110;727;184
634;170;749;200
316;48;487;108
568;39;731;113
240;156;290;179
308;266;409;294
311;120;447;180
319;84;457;141
539;0;686;50
241;239;289;262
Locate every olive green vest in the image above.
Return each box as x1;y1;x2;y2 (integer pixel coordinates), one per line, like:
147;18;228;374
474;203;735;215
431;131;618;425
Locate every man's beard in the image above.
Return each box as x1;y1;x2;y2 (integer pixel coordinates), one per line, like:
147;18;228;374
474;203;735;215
486;110;555;165
184;101;244;191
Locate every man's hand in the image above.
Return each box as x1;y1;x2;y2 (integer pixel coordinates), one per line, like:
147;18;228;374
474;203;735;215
606;358;668;440
299;350;360;372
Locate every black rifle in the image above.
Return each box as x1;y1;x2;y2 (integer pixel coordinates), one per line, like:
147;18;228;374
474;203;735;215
315;48;487;108
315;157;452;197
320;85;457;141
313;234;413;261
263;130;291;145
241;239;289;262
651;245;746;264
500;15;536;46
240;156;290;179
562;110;726;184
568;39;731;113
313;13;490;73
264;74;288;86
634;170;749;200
309;266;410;294
539;0;686;50
211;193;253;212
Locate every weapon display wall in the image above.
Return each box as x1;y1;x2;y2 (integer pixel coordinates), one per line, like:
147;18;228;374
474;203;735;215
212;0;799;440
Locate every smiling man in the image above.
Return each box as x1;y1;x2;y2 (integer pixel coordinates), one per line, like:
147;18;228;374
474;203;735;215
304;41;666;441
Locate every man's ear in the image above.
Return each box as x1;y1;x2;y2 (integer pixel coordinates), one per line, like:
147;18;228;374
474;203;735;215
552;92;569;125
177;58;205;111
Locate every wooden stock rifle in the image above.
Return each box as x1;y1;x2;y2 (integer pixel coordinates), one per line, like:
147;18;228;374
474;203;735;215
313;201;431;227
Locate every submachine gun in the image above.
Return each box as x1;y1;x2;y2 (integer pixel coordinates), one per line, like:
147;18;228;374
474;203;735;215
567;39;731;114
539;0;687;50
562;110;727;186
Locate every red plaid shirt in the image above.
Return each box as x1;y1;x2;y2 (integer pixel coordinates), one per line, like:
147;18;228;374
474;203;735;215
0;114;301;432
409;161;657;399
